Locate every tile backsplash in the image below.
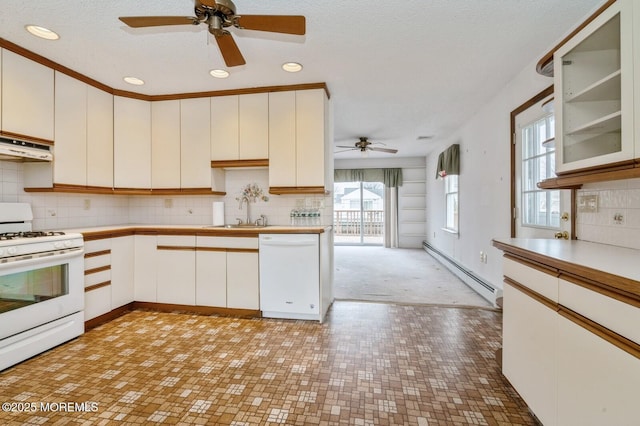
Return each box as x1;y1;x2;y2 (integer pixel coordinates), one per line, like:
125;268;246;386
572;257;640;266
0;161;332;230
575;178;640;250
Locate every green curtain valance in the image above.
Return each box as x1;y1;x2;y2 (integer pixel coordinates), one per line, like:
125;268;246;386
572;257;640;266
334;168;403;187
436;143;460;179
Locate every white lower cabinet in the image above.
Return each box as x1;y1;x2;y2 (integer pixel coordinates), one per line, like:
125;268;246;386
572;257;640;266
134;235;157;302
502;283;557;426
195;236;259;310
84;286;111;321
226;251;259;310
557;315;640;425
156;235;196;306
110;236;134;309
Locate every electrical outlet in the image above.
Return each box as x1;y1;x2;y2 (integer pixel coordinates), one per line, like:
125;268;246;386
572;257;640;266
83;199;91;210
578;195;598;213
164;199;173;208
613;213;624;225
480;251;485;262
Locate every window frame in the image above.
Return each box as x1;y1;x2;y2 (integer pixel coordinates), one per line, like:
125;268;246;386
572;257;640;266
443;174;459;234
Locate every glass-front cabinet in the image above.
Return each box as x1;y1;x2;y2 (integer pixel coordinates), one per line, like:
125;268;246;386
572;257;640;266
554;0;634;174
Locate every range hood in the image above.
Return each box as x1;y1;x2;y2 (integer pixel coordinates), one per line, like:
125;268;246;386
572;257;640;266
0;136;52;162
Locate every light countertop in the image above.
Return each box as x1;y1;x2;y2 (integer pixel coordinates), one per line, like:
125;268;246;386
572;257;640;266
64;224;332;237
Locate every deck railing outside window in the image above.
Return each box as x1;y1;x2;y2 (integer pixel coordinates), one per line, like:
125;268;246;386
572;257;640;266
333;210;384;237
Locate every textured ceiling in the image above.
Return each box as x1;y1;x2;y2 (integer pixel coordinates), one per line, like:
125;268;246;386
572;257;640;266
0;0;603;159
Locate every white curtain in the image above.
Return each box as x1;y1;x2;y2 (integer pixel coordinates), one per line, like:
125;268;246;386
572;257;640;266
384;186;399;248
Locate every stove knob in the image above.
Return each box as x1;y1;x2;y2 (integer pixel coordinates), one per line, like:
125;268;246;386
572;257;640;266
7;247;17;255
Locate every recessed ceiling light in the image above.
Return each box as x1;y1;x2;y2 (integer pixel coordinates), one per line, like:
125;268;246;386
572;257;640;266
282;62;303;73
123;76;145;86
210;69;230;79
25;25;59;40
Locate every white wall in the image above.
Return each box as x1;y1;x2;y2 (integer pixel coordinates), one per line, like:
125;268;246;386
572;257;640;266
335;156;426;248
425;59;552;291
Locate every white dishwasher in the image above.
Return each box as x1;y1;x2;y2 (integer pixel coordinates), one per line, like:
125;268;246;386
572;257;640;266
259;234;320;321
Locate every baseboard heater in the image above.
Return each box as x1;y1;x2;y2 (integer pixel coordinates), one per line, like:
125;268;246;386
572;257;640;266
422;241;500;306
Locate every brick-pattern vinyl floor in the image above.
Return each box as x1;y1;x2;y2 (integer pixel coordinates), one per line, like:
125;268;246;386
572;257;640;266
0;302;536;425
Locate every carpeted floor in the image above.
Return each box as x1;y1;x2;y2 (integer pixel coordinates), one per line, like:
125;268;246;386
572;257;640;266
334;246;492;307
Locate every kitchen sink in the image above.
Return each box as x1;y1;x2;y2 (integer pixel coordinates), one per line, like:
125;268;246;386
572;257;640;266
203;224;269;229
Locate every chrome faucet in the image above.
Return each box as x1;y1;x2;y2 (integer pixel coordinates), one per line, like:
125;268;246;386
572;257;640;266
235;218;243;225
255;215;267;226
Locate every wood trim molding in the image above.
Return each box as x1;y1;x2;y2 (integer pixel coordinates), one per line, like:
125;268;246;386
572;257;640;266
538;162;640;190
133;301;261;318
25;185;228;196
211;159;269;168
503;277;558;311
0;131;55;146
269;186;327;195
558;305;640;360
509;85;554;237
156;245;197;251
535;0;617;76
84;303;135;331
84;249;111;259
82;229;136;241
84;281;111;292
560;272;640;308
194;247;258;253
84;265;111;276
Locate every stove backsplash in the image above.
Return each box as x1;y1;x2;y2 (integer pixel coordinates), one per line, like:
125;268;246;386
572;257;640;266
1;161;332;230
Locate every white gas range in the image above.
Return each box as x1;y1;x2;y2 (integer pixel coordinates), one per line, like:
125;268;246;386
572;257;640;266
0;203;84;371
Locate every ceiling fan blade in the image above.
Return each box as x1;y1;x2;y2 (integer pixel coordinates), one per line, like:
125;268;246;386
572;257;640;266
119;16;199;28
369;147;398;154
236;15;306;35
215;33;246;67
335;145;357;149
334;149;358;153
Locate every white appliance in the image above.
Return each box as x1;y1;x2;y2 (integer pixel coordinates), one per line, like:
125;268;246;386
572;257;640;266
0;203;84;371
259;234;322;321
0;136;53;162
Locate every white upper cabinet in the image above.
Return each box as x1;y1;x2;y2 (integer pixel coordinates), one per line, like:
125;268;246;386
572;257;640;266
180;97;211;188
114;96;152;189
54;72;87;186
268;89;328;188
0;49;3;128
151;100;181;189
268;91;297;186
1;49;54;141
211;93;269;162
211;95;239;161
554;0;634;173
86;85;114;188
238;93;269;160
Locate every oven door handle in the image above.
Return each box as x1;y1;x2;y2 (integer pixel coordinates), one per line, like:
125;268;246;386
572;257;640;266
0;247;84;268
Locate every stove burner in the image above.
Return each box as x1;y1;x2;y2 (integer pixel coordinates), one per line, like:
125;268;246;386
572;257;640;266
0;231;66;241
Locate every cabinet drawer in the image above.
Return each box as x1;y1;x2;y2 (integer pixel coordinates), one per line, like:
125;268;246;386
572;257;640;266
503;257;559;303
84;253;111;270
85;269;111;288
196;236;258;250
157;235;196;247
85;285;111;320
559;277;640;345
84;239;111;253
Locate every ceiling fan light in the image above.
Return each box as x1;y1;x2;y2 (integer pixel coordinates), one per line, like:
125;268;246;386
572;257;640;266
209;69;230;78
25;25;59;40
123;76;145;86
282;62;303;73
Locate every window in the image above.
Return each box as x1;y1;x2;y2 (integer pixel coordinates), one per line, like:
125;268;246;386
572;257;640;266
444;175;459;232
521;114;560;228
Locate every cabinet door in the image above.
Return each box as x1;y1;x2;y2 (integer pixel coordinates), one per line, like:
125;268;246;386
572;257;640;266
268;91;297;187
156;236;196;305
181;97;211;188
296;89;326;186
555;0;634;173
114;96;151;188
111;236;135;309
227;251;259;309
557;314;640;425
151;100;181;189
211;95;239;161
195;249;227;307
502;283;557;426
87;86;114;188
1;50;54;141
134;235;157;302
85;286;112;321
239;93;269;159
53;72;87;186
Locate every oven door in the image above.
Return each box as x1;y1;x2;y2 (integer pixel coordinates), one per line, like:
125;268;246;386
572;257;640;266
0;247;84;340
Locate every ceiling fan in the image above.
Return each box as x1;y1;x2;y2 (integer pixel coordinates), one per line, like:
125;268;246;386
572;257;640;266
118;0;306;67
335;137;398;154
